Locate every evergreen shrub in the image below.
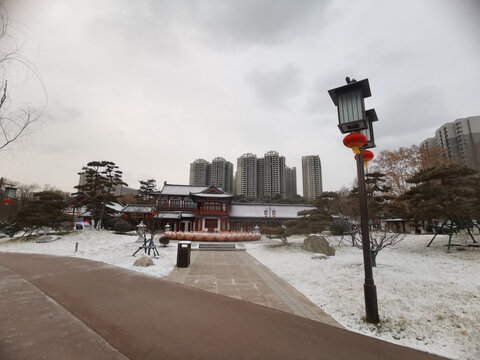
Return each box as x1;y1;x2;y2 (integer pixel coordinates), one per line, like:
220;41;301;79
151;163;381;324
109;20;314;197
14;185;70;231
113;220;132;234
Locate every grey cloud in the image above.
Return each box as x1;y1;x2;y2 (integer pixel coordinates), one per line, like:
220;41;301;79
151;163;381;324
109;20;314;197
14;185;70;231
88;0;332;53
245;64;302;108
193;0;331;46
48;100;83;123
374;87;453;147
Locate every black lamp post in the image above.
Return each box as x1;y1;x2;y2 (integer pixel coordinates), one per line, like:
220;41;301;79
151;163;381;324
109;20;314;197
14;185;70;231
328;78;380;324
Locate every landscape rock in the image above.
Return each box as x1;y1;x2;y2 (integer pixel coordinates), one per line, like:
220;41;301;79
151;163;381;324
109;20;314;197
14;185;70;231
311;253;328;260
134;256;154;267
303;234;335;256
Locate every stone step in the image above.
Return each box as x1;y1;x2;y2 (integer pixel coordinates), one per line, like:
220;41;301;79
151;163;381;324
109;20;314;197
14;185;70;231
195;243;244;251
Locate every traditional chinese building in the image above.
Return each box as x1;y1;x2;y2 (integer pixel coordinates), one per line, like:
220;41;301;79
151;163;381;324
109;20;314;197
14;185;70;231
121;182;314;233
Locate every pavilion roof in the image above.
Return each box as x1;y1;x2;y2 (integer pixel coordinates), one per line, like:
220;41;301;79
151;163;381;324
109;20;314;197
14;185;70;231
154;184;209;196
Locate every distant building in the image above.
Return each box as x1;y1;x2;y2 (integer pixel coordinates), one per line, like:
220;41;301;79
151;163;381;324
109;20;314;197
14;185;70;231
261;151;286;199
113;184;138;197
189;157;233;192
302;155;322;202
210;157;234;193
189;159;210;186
421;116;480;170
77;174;137;197
257;157;265;198
191;151;294;199
235;153;258;198
285;166;297;198
419;137;437;150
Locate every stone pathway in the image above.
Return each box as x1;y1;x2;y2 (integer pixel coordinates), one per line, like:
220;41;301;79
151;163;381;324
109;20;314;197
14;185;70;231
167;249;341;328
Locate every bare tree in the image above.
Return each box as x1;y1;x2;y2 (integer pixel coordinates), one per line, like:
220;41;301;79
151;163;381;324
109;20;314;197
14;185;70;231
352;231;405;267
0;2;45;151
371;145;454;197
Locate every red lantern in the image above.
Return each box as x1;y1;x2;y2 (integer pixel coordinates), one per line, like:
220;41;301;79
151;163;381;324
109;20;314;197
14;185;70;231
123;214;128;219
145;215;149;219
343;133;367;154
355;150;374;167
151;211;157;215
3;198;12;206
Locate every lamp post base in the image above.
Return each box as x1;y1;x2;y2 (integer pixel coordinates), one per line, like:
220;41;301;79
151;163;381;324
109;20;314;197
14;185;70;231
364;283;380;324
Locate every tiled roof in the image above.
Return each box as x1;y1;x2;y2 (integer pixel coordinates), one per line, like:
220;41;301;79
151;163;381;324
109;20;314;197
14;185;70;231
190;193;234;198
154;212;181;219
106;202;124;212
155;184;209;196
229;203;314;219
121;204;154;213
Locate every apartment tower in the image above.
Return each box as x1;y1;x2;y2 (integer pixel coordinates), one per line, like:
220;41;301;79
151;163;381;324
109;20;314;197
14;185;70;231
210;157;234;193
235;153;258;197
189;159;210;186
421;116;480;170
302;155;323;202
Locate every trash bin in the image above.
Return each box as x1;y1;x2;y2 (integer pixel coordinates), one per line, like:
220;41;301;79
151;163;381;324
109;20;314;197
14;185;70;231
176;241;191;268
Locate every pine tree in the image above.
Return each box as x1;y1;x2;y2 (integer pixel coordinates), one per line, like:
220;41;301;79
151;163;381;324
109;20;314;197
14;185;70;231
16;191;72;233
75;161;127;228
399;164;480;221
264;192;337;241
137;179;157;203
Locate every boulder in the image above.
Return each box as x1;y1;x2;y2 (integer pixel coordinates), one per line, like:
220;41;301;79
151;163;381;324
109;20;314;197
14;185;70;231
303;234;335;256
311;253;328;260
134;256;154;267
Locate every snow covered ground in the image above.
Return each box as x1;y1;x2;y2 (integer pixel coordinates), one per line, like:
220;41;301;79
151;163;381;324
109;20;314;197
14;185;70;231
246;234;480;360
1;230;479;359
0;230;177;278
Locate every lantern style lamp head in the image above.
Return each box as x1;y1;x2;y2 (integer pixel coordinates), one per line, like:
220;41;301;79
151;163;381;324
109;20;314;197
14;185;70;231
3;186;17;200
360;109;378;149
328;78;371;133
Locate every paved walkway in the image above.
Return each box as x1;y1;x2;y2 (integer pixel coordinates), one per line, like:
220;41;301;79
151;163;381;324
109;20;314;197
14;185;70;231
0;252;446;360
167;250;341;327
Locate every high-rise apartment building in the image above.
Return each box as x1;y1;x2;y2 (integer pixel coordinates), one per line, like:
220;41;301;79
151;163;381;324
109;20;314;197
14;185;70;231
191;151;294;199
302;155;322;202
420;116;480;170
211;157;234;193
285;166;297;198
256;157;265;198
235;153;258;198
189;157;233;192
189;159;210;186
261;151;286;199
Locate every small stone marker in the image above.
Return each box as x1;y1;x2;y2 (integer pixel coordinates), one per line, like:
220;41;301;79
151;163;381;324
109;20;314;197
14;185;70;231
134;256;154;267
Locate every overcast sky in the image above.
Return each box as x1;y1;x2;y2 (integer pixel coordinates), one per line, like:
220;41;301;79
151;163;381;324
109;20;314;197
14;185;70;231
2;0;479;194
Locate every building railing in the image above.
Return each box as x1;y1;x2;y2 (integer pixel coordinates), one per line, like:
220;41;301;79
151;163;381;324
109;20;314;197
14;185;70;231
195;209;228;215
157;204;196;211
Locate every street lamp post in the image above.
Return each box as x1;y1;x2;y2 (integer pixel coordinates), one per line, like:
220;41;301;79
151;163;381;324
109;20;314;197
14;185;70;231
328;78;380;324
